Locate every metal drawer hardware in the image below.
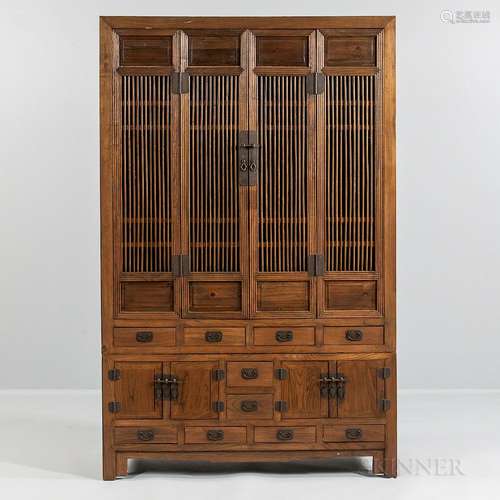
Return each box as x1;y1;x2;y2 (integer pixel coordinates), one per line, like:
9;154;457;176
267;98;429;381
241;368;258;380
380;399;391;412
213;369;225;381
345;428;362;440
345;329;363;341
275;330;293;342
205;331;223;343
378;367;391;379
155;375;180;401
206;430;224;441
137;429;155;442
108;401;121;413
276;429;294;441
108;369;121;381
319;373;347;400
213;401;225;412
240;400;258;412
275;401;288;412
136;331;153;343
275;368;288;380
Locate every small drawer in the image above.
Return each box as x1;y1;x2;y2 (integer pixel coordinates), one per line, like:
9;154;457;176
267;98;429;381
323;425;385;442
253;327;315;346
323;326;384;345
113;328;176;348
226;394;273;420
254;426;316;443
183;327;245;346
114;426;177;445
227;362;273;388
185;426;247;444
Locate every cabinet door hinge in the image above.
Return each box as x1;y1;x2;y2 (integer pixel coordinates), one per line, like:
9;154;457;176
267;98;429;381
275;368;288;380
307;255;325;277
306;72;325;95
213;401;225;412
108;401;121;413
171;71;189;94
378;367;391;379
172;254;190;277
380;399;391;412
239;131;259;186
213;369;225;381
107;369;120;381
275;400;288;412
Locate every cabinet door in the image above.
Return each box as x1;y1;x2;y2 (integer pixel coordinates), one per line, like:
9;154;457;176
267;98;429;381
181;30;249;318
170;361;219;420
337;359;385;418
248;30;317;318
112;361;163;419
280;361;329;419
315;29;383;318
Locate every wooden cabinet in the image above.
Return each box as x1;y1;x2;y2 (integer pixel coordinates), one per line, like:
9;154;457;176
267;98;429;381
101;16;396;479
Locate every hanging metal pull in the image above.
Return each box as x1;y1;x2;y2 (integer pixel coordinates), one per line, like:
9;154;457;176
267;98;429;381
241;368;258;380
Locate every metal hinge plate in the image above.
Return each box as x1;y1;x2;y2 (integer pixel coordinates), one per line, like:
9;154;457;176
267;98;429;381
275;400;288;412
172;254;190;277
380;399;391;412
306;72;325;95
275;368;288;380
108;369;121;381
239;131;258;186
213;401;225;412
307;255;325;277
213;369;225;381
378;367;391;379
172;72;189;94
108;401;121;413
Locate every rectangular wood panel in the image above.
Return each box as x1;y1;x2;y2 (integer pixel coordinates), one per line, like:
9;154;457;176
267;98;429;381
254;426;316;443
114;327;176;347
121;281;174;312
189;75;240;273
183;327;245;346
185;426;247;444
121;75;173;273
257;281;310;312
326;280;377;310
188;32;241;66
324;35;376;67
114;426;177;444
323;424;384;442
324;75;375;272
188;281;242;312
227;361;274;388
226;394;274;420
120;36;173;67
253;327;315;346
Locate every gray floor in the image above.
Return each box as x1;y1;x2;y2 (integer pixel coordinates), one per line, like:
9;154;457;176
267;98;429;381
0;390;499;499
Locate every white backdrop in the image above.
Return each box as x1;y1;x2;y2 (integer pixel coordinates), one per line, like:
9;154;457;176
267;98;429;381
1;0;498;389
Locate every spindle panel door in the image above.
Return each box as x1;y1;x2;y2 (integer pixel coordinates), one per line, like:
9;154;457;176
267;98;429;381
180;30;249;318
248;30;317;318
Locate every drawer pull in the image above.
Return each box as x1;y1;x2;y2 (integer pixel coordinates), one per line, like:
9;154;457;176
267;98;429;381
276;429;294;441
205;331;223;343
206;429;224;441
275;330;293;342
345;428;363;440
345;329;363;342
240;400;258;412
136;331;153;343
137;429;155;441
241;368;258;380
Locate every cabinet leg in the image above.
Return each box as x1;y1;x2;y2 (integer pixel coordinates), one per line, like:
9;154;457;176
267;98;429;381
103;450;117;481
116;453;129;478
383;452;397;478
372;452;384;475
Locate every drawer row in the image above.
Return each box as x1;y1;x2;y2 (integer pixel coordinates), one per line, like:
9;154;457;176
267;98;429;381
113;325;384;349
114;424;385;446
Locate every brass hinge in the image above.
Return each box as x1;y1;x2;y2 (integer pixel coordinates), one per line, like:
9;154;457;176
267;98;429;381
108;401;121;413
172;254;190;277
213;369;225;381
306;72;325;95
107;369;120;381
213;401;225;413
171;71;189;94
378;367;391;379
275;368;288;380
307;255;325;277
380;399;391;412
275;400;288;412
239;131;258;186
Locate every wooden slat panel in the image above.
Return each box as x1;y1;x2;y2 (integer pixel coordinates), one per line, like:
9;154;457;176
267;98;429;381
189;75;240;273
257;75;308;272
325;75;375;271
121;75;172;272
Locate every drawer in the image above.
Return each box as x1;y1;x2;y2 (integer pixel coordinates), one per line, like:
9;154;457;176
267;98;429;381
185;426;247;444
227;361;273;388
323;424;385;442
253;327;315;346
254;426;316;443
226;394;273;420
323;326;384;345
113;328;176;348
183;327;245;346
114;426;177;445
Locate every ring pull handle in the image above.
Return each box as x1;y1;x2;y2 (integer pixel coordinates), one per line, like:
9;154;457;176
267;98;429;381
137;429;155;441
345;428;362;440
276;429;294;441
241;368;258;380
345;329;363;342
240;400;258;412
275;330;293;342
205;331;223;343
206;430;224;441
136;331;153;343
